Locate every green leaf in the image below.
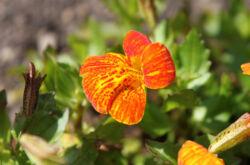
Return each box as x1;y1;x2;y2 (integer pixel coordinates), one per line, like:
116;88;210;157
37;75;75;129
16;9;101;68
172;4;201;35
101;0;138;24
0;139;12;163
234;6;250;38
35;93;57;112
164;89;197;111
146;140;179;165
43;53;81;108
95;150;128;165
153;20;174;46
178;30;211;89
194;134;215;148
0;90;10;141
43;53;56;91
67;34;87;61
50;109;69;143
133;153;160;165
25;94;69;142
121;138;142;157
87;18;106;56
54;63;78;107
88;117;125;144
65;140;98;165
139;104;173;138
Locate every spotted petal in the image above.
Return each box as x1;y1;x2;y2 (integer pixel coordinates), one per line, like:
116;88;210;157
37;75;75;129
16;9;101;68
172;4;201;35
142;43;175;89
178;140;225;165
109;85;146;125
80;53;143;115
241;63;250;75
123;30;151;69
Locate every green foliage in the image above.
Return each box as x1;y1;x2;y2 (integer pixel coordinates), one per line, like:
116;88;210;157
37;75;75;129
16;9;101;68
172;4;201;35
146;140;179;165
0;90;10;141
139;104;173;138
88;117;125;144
25;94;69;142
164;89;197;111
65;140;98;165
177;29;211;89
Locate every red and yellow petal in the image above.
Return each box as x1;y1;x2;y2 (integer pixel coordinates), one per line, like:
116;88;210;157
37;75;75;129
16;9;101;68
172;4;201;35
241;63;250;75
80;53;143;115
109;85;146;125
80;52;130;75
123;30;151;69
142;43;175;89
178;140;225;165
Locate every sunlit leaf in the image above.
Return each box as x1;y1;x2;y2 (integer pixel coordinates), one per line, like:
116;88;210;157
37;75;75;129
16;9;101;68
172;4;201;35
177;30;211;89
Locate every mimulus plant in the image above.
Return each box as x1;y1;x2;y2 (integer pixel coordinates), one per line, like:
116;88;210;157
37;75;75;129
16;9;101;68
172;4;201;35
80;30;175;125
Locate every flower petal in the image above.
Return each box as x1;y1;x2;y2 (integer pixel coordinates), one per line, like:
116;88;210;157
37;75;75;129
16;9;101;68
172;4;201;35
109;85;146;125
178;140;225;165
142;43;175;89
241;63;250;75
80;52;130;75
80;53;143;114
123;30;151;69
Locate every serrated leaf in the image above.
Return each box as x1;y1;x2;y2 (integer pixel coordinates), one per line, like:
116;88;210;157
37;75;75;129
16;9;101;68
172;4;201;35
146;140;178;165
43;52;81;108
65;140;98;165
139;104;173;138
25;94;69;142
54;63;78;107
178;30;211;89
208;113;250;154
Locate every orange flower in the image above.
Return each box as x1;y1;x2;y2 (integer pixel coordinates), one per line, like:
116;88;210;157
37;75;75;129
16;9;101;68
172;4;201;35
178;140;225;165
241;63;250;75
79;30;175;125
